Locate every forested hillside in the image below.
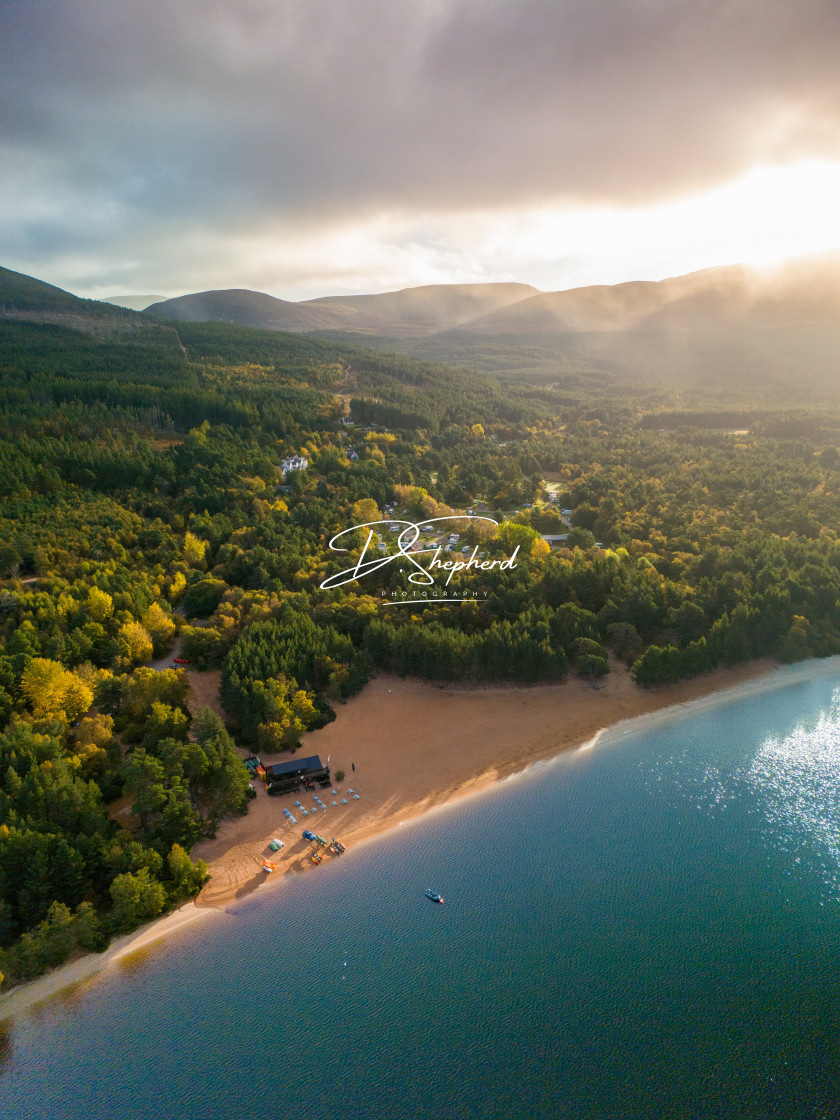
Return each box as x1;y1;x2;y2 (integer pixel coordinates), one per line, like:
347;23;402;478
3;265;840;985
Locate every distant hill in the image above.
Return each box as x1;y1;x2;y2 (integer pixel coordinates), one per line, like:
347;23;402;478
302;282;538;335
641;258;840;331
145;282;538;336
0;265;111;316
0;266;187;349
102;294;167;311
144;289;343;331
450;267;736;335
455;258;840;336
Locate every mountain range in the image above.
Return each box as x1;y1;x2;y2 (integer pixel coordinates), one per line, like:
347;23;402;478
137;257;840;338
3;255;839;403
142;282;539;336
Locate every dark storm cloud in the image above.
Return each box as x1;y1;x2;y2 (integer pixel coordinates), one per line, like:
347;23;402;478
2;0;840;284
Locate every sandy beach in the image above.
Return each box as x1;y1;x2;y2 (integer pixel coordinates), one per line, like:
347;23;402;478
3;655;839;1023
189;657;790;909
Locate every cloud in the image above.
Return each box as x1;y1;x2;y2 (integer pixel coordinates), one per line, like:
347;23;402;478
3;0;840;294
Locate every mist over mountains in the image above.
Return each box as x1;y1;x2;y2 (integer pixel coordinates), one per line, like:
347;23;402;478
140;257;840;338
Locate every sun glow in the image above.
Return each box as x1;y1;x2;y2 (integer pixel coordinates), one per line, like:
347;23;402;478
497;160;840;290
61;160;840;302
269;160;840;299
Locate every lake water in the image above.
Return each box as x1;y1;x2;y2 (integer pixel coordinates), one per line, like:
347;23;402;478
4;665;840;1119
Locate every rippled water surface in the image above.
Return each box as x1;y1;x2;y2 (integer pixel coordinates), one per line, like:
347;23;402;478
4;666;840;1119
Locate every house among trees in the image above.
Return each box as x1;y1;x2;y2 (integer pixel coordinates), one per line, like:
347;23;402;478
280;454;308;473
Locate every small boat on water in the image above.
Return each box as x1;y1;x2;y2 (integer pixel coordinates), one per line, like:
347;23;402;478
425;889;444;904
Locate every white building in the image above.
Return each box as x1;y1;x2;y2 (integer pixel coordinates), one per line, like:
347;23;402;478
281;455;309;473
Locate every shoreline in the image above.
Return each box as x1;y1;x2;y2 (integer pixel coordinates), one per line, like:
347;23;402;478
0;903;225;1024
3;654;839;1023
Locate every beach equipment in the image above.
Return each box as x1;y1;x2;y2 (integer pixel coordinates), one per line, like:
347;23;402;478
303;830;316;841
269;839;284;851
353;795;360;800
262;860;276;872
341;799;348;805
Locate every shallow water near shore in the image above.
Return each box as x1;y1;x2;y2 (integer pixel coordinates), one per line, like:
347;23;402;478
5;667;840;1118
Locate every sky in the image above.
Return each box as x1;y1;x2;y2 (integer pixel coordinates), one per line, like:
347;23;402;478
3;0;840;301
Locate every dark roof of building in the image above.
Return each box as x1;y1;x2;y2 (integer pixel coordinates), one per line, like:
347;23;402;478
266;755;324;780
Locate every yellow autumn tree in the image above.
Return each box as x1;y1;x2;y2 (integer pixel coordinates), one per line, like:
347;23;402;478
20;658;94;720
352;498;381;524
256;679;318;752
141;602;176;652
183;531;208;568
115;621;153;669
529;537;551;563
86;586;113;622
74;712;115;748
168;570;187;600
71;713;115;768
364;446;385;466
